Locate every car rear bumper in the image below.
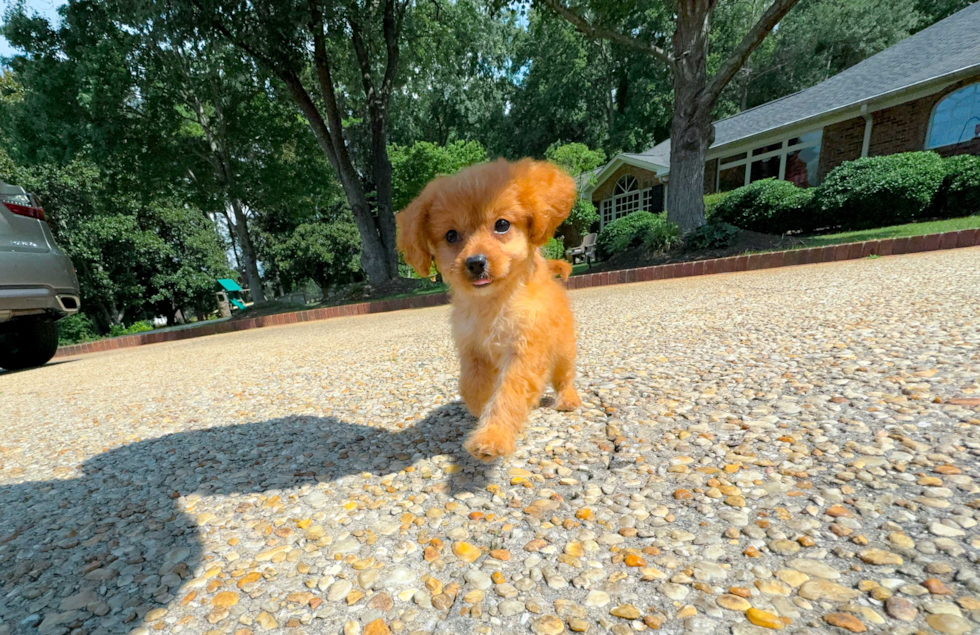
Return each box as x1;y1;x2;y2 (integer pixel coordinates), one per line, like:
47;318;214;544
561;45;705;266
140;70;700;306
0;250;80;321
0;286;81;321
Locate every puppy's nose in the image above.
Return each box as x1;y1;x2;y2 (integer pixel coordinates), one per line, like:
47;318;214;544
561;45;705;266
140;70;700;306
465;254;488;277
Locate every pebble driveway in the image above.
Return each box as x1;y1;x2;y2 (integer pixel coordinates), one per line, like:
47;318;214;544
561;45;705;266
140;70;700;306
1;248;979;635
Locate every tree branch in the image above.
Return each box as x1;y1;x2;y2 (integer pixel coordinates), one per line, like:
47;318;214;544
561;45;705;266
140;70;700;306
537;0;673;65
380;0;403;103
702;0;802;109
306;0;359;172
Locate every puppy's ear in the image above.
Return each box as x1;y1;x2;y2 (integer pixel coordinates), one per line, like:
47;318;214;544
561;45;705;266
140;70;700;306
513;159;578;246
396;185;435;277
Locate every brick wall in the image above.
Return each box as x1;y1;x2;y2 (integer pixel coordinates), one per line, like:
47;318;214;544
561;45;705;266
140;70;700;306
591;165;663;203
818;77;980;178
818;117;865;181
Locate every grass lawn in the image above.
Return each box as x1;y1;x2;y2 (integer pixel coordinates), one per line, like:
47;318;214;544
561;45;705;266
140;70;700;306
800;215;980;247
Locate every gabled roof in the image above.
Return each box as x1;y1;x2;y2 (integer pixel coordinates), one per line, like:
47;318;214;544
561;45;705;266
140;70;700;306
581;153;669;196
607;2;980;174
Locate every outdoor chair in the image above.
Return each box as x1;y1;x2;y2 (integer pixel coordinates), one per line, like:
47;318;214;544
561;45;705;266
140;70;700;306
565;232;597;266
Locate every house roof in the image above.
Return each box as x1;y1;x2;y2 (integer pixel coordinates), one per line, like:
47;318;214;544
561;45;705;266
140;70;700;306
631;1;980;168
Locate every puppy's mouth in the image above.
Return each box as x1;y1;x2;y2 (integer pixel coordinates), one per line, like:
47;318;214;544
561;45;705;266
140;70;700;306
471;274;492;287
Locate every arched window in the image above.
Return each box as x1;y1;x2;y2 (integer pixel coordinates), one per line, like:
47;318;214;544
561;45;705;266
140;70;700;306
613;174;638;195
598;173;663;227
926;83;980;150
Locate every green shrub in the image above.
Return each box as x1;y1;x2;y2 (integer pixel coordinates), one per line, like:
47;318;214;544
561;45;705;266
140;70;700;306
57;313;99;345
703;192;730;218
810;151;946;229
597;211;680;259
711;179;815;234
541;236;565;260
685;221;740;251
938;154;980;217
109;320;154;337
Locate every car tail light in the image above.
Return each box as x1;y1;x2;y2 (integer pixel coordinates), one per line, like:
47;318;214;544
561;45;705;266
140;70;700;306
4;202;46;221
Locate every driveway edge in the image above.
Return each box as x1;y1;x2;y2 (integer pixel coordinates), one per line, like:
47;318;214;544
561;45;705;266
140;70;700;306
54;228;980;359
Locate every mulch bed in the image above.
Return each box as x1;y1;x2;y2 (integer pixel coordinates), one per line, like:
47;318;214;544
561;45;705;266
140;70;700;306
582;230;803;274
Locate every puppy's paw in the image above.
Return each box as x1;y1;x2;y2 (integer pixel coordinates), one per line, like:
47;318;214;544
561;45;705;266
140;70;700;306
464;426;516;462
554;387;582;411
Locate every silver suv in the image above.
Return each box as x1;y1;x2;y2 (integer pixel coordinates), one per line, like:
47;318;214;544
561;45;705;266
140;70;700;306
0;181;81;370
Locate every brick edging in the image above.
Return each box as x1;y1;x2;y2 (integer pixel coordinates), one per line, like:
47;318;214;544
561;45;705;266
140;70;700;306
55;228;980;359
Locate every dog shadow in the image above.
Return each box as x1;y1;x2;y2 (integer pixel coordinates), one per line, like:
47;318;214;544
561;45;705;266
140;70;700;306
0;403;489;633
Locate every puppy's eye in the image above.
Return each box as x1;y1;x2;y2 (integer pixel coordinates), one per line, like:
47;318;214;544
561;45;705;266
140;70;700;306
445;230;459;244
494;219;510;233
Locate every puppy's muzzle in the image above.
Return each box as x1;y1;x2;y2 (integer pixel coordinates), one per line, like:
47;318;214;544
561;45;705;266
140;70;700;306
465;255;489;280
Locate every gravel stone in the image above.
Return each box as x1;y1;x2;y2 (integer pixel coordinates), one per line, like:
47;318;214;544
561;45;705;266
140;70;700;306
3;250;980;635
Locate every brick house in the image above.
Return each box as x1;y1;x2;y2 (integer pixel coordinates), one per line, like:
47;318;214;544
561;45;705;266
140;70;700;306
584;3;980;229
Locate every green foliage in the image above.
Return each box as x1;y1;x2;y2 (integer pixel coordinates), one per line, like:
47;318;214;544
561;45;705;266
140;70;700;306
109;321;154;337
703;192;730;218
505;8;672;157
545;142;605;238
545;142;607;175
264;221;362;292
57;314;100;345
715;0;928;116
810;152;946;229
938;154;980;217
685;222;740;251
564;199;600;238
541;237;566;260
597;211;679;259
712;179;815;234
389;140;488;211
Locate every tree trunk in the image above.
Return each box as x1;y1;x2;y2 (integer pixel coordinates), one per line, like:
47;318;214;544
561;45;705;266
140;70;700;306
229;199;266;303
220;210;243;273
666;0;713;235
279;73;395;284
369;109;400;279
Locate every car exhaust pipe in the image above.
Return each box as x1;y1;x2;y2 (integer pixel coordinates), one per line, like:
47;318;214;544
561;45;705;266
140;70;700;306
56;294;80;313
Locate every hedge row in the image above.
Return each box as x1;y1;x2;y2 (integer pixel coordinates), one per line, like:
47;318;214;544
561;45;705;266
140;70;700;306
712;151;980;234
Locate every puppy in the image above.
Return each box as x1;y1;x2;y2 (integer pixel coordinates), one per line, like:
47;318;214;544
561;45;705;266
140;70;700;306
396;159;582;460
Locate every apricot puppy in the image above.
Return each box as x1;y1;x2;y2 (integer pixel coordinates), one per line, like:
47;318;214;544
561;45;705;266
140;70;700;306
396;159;582;460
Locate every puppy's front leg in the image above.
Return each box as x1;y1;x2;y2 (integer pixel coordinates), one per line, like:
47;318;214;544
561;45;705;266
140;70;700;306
459;350;495;417
464;351;547;461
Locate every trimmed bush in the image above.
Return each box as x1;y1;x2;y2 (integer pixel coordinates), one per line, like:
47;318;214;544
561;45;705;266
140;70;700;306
810;151;946;229
685;221;739;251
703;191;730;218
109;321;154;337
938;154;980;217
58;313;99;345
541;236;565;260
711;179;815;234
597;211;680;259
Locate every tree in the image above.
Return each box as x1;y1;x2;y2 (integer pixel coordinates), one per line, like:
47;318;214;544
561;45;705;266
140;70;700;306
388;140;488;211
387;1;517;155
714;0;925;114
536;0;804;232
139;0;418;284
503;8;673;159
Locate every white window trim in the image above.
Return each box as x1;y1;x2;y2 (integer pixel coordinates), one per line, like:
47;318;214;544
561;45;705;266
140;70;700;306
925;81;980;150
715;133;822;191
599;184;665;229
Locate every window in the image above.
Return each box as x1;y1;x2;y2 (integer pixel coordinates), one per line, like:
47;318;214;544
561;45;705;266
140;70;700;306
718;164;746;192
613;174;638;195
598;174;664;227
716;130;823;192
926;83;980;149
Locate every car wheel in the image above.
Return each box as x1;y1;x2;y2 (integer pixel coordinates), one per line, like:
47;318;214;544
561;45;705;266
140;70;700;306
0;318;60;371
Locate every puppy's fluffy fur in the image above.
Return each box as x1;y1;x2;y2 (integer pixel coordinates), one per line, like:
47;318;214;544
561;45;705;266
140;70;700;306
396;159;581;460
